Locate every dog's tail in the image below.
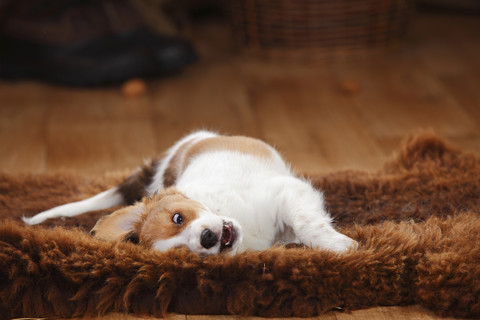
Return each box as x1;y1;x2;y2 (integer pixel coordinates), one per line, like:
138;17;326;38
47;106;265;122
23;160;157;225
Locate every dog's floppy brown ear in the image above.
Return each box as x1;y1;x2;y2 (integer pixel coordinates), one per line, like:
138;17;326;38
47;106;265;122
91;202;144;243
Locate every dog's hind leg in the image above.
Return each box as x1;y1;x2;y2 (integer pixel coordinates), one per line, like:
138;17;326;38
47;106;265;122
23;159;158;225
22;187;125;225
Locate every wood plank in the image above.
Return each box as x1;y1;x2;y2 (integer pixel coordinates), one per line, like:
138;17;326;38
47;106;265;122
45;86;156;174
57;313;186;320
335;305;463;320
51;306;463;320
149;62;258;153
248;75;331;173
248;74;386;173
330;55;477;150
187;312;337;320
0;82;48;173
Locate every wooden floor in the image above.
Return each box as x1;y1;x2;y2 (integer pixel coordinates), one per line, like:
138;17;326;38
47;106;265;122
2;9;478;320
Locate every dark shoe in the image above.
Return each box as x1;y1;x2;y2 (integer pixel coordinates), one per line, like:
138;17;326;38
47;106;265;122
0;0;197;86
116;28;198;76
0;28;197;86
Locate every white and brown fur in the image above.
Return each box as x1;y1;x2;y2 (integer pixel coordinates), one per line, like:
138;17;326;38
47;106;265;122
23;131;357;255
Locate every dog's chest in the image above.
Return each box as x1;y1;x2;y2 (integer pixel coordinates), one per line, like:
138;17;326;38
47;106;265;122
176;152;293;250
184;185;283;251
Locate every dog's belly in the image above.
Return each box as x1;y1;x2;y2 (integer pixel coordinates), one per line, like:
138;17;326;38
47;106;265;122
175;152;293;251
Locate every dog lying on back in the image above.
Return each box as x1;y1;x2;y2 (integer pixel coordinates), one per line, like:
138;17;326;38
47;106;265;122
24;131;357;255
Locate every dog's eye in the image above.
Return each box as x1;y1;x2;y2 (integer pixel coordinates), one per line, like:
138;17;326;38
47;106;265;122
172;212;184;225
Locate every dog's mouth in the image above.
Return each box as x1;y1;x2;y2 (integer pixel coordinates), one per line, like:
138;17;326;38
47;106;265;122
220;221;236;252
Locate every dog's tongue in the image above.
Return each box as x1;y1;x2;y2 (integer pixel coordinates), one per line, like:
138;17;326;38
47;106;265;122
221;222;233;247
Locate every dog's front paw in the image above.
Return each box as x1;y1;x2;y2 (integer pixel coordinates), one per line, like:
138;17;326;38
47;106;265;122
328;233;358;253
309;229;358;254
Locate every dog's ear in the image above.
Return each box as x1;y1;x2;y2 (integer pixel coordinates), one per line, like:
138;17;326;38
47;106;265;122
91;202;144;243
123;230;140;244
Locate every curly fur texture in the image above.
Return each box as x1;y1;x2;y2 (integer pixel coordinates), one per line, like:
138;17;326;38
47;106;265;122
1;133;479;319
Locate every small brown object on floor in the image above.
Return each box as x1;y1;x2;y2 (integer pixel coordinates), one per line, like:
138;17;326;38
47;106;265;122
122;78;147;98
340;79;360;95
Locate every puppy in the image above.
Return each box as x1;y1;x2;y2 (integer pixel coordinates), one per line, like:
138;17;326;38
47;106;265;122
23;131;357;255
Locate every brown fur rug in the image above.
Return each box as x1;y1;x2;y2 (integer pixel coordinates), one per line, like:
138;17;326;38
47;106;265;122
1;133;480;319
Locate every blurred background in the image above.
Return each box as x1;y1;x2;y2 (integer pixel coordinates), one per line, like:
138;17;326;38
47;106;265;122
1;1;480;319
0;0;479;178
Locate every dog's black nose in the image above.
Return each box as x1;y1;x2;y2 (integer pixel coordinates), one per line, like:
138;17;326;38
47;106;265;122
200;229;218;249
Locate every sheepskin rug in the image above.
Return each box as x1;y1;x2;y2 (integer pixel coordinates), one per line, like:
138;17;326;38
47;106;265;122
1;133;479;319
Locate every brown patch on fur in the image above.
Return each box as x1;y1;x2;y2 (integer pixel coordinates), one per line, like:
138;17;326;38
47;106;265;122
182;136;272;170
163;141;195;188
117;159;157;205
91;187;204;248
135;188;204;248
162;136;272;188
3;133;480;319
162;166;177;188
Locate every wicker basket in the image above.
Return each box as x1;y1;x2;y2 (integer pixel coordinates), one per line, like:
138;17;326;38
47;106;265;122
229;0;415;58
